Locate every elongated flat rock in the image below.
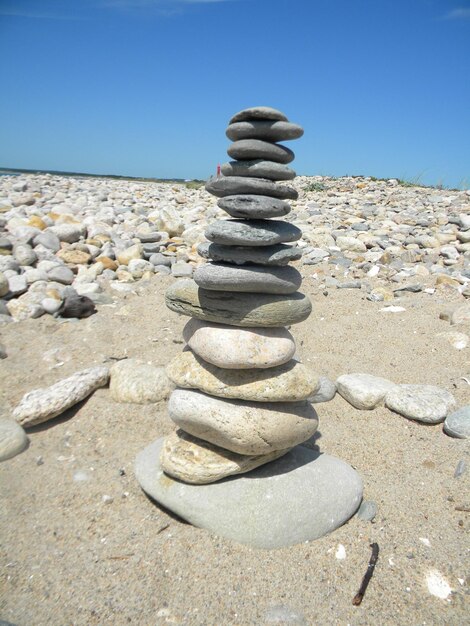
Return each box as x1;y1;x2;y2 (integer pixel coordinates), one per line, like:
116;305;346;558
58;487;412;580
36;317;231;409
136;438;363;548
197;242;302;266
160;429;290;484
168;389;319;454
205;176;298;200
221;160;296;181
217;195;291;219
205;219;301;247
228;139;294;164
229;106;288;124
13;366;110;427
226;121;304;142
183;319;296;369
193;262;302;294
165;279;312;327
167;351;319;402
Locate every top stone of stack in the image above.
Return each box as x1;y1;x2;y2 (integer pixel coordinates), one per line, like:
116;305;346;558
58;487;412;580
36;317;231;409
226;106;303;143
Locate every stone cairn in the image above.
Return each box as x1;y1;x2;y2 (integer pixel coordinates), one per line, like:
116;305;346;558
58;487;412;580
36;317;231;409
135;107;363;549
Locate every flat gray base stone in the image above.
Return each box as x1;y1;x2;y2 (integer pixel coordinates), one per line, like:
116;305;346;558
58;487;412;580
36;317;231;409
205;219;301;247
218;195;291;219
228;139;294;164
165;279;312;327
444;405;470;438
135;438;363;549
205;176;298;200
385;384;456;424
197;242;302;266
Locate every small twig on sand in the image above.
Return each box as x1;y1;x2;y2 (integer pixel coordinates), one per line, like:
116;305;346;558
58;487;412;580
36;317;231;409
107;554;134;560
455;505;470;513
157;523;170;534
353;543;379;606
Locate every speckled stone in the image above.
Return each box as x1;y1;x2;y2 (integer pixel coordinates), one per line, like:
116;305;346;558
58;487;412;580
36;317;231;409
165;279;312;327
205;176;298;200
135;438;363;549
183;319;296;369
228;139;295;164
197;242;302;266
217;195;291;219
167;351;319;402
221;160;296;181
226;120;304;142
168;389;318;455
385;384;456;424
193;262;302;294
229;106;288;124
444;405;470;439
160;429;290;484
337;373;397;410
205;219;301;247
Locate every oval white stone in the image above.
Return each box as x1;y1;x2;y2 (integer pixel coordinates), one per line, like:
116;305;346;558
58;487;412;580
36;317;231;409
182;319;296;369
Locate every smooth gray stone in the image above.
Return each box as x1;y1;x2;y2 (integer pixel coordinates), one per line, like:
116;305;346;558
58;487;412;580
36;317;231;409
444;405;470;439
135;438;363;549
385;384;456;424
197;242;302;266
229;106;288;124
205;176;297;200
228;140;295;164
205;219;301;247
226;121;304;142
357;500;377;522
309;376;337;404
221;160;296;181
165;279;312;327
193;262;302;294
217;195;291;219
33;231;61;252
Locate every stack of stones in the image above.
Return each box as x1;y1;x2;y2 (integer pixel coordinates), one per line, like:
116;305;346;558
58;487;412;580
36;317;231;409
135;107;363;549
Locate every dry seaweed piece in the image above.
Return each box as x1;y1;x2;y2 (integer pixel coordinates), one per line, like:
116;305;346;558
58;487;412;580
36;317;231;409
353;543;379;606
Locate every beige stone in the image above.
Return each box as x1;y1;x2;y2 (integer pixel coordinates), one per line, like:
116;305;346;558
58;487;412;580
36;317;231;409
160;429;290;484
167;351;319;402
116;244;143;266
56;249;91;265
182;319;295;369
168;389;319;455
110;358;174;404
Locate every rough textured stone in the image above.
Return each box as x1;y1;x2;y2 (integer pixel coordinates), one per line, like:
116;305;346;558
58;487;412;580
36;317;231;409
205;176;298;200
385;384;456;424
168;389;318;455
221;160;296;181
13;366;110;427
56;249;91;265
167;351;319;402
337;373;397;410
205;219;301;247
0;419;28;462
309;376;337;404
135;438;363;549
116;244;143;266
217;195;291;219
160;429;290;484
444;406;470;439
226;120;304;142
228;139;295;164
13;243;37;266
193;262;302;294
183;319;295;369
166;279;312;327
229;106;288;124
0;271;9;297
110;358;174;404
197;242;302;266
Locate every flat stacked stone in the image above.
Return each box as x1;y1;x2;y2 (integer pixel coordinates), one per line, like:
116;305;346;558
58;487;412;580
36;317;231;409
136;106;363;548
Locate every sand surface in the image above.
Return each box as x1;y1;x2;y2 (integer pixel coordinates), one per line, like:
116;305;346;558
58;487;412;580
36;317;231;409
0;272;469;625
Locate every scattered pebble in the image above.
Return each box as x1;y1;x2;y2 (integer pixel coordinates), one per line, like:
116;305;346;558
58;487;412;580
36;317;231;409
426;570;452;600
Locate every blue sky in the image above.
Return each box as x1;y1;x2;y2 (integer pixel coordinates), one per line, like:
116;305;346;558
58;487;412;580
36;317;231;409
0;0;469;188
